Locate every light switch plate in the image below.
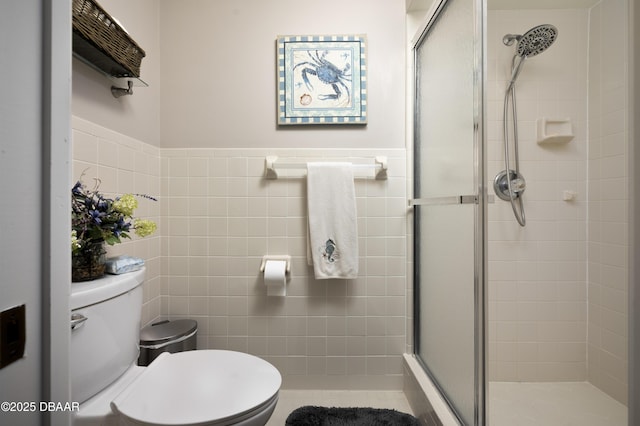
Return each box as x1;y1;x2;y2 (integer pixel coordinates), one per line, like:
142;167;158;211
0;304;26;369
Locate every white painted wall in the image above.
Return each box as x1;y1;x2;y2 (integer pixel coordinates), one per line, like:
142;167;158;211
0;2;44;425
43;1;73;424
158;0;406;149
72;0;406;150
1;2;72;425
72;0;162;146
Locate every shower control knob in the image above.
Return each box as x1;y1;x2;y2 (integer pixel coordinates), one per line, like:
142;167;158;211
511;178;526;193
493;169;526;201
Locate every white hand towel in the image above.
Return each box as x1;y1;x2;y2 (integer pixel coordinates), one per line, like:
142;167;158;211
306;162;358;279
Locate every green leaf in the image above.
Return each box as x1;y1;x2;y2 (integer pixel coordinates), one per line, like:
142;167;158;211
104;235;120;245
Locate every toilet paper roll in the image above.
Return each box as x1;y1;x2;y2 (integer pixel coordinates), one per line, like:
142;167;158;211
264;260;287;296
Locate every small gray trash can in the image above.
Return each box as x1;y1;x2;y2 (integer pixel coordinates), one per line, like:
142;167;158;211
138;319;197;366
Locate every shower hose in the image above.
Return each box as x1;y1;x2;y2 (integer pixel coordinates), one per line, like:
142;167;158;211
503;54;527;227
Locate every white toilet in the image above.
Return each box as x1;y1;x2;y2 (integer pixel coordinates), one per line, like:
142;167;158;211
71;268;282;426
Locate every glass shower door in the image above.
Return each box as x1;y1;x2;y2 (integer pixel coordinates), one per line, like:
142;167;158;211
412;0;485;424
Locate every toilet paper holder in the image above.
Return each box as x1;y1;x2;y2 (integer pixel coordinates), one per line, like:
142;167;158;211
259;255;291;276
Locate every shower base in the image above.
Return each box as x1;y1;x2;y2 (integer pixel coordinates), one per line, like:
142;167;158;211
403;354;627;425
489;381;627;426
403;354;458;426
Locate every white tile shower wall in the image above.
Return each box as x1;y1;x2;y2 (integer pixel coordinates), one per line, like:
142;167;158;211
72;116;163;327
160;148;407;390
587;0;628;405
487;9;589;382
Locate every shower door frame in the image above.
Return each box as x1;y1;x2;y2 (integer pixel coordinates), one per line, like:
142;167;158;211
411;0;487;424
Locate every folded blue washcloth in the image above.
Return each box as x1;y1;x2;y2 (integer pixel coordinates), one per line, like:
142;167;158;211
104;255;144;274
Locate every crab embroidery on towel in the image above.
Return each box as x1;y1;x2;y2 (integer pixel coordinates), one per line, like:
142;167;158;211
321;239;338;263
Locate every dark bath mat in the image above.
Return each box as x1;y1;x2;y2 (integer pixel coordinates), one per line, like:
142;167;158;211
285;406;421;426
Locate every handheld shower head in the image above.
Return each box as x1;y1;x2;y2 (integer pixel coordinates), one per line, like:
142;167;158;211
515;24;558;57
503;24;558;88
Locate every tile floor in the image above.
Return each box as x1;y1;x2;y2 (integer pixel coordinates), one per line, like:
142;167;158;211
267;390;415;425
489;382;628;426
268;383;628;426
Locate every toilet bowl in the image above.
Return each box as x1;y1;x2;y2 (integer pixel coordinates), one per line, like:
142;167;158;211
71;269;281;426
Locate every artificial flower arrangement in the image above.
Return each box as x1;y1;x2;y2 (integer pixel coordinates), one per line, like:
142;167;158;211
71;178;157;281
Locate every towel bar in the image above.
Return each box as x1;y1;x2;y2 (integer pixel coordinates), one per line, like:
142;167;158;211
264;156;388;180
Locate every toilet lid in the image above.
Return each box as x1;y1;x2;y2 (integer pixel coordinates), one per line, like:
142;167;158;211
110;350;282;426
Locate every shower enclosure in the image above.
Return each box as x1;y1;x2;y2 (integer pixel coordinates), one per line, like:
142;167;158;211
411;0;486;423
409;0;630;424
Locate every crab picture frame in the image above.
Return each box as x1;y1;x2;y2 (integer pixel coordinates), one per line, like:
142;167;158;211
277;34;367;125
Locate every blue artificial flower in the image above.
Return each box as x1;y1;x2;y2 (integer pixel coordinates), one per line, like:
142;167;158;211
71;178;157;251
97;199;108;211
72;181;83;195
89;209;104;224
118;217;132;232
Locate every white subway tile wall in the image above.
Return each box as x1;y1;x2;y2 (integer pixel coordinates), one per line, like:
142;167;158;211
73;117;408;390
160;148;407;389
487;2;629;405
488;8;590;384
72;116;163;327
587;0;629;405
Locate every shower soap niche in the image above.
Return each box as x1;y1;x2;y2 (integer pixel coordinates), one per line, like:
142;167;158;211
536;118;574;145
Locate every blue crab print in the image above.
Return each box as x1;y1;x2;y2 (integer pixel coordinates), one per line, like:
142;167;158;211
294;50;352;101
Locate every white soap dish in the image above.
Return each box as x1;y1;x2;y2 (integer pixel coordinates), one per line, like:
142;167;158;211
536;118;574;145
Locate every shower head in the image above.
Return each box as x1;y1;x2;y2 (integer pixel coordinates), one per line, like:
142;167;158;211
503;24;558;57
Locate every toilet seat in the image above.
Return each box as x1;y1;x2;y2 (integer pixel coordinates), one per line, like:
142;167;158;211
110;350;282;426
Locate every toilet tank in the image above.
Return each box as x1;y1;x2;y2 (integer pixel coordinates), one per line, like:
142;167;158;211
70;268;145;404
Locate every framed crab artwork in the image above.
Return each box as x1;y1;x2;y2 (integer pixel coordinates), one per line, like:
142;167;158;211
277;34;367;125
